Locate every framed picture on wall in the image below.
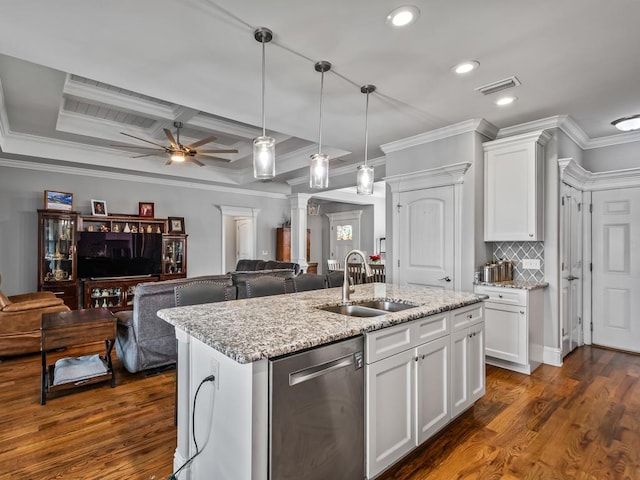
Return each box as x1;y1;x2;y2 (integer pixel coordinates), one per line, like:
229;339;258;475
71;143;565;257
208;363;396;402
91;199;108;216
44;190;73;211
139;202;155;218
379;237;386;253
168;217;185;233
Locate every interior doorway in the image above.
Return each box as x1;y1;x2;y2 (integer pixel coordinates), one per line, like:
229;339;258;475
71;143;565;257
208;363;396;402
219;206;260;273
327;210;362;266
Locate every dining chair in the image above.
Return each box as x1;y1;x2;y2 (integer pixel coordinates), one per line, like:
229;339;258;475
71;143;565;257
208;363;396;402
327;259;342;272
347;263;365;285
368;264;386;283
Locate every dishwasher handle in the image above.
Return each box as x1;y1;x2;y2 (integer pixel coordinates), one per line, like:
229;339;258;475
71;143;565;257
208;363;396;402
289;352;363;386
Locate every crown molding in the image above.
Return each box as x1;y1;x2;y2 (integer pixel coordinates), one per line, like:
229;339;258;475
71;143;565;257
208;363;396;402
0;156;289;199
558;157;640;191
483;129;553;150
381;118;498;154
0;78;8;149
585;130;640;149
385;161;471;193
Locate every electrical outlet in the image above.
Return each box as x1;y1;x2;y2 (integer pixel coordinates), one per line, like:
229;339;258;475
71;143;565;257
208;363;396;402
210;358;220;390
262;250;268;255
522;258;541;269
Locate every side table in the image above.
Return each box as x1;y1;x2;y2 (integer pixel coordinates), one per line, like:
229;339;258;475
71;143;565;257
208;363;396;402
41;307;116;404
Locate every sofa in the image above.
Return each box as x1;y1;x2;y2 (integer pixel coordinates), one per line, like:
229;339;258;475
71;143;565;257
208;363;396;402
115;275;235;373
0;276;70;357
234;259;301;276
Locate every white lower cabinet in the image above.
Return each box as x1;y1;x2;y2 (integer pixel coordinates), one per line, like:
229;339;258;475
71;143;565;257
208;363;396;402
451;320;485;418
366;305;484;479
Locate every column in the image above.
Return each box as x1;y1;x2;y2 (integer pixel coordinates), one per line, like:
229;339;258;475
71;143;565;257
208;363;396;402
288;193;310;273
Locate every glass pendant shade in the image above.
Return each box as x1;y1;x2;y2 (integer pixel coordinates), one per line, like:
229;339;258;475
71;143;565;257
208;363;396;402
356;164;374;195
309;153;329;189
253;135;276;179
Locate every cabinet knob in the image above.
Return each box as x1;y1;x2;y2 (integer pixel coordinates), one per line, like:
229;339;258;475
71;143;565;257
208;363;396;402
415;356;419;362
467;314;473;319
498;294;503;298
520;310;525;314
529;233;534;238
421;354;426;360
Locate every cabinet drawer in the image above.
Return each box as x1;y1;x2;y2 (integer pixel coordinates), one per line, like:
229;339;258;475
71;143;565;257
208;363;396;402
412;312;449;345
451;303;484;331
366;323;412;364
474;286;526;306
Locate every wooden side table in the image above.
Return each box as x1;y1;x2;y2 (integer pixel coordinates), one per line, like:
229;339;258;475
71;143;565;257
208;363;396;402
41;307;116;404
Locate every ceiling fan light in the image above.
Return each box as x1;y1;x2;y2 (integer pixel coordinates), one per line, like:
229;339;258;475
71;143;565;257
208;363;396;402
356;164;374;195
253;135;276;179
309;153;329;189
171;151;186;162
612;114;640;131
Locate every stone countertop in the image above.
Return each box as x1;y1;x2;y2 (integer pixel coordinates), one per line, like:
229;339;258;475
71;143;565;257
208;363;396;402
157;283;485;364
475;280;549;290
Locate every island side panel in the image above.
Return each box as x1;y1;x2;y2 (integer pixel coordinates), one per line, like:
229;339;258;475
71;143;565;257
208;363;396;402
176;330;268;480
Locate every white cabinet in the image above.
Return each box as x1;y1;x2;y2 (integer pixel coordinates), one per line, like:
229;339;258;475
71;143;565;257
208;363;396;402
366;305;484;478
450;307;485;419
475;285;544;374
483;130;551;241
366;348;415;477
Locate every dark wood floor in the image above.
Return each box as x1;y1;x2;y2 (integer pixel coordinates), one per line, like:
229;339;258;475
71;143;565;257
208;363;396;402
1;345;638;479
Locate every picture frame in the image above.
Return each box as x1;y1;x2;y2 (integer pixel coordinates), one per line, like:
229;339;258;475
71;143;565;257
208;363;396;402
138;202;155;218
44;190;73;211
379;237;386;254
168;216;185;233
91;199;108;216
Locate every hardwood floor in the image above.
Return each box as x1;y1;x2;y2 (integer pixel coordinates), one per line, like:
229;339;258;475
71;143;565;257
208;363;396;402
0;345;638;479
378;346;640;480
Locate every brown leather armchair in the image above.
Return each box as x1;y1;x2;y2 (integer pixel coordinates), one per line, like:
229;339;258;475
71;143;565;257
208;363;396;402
0;278;70;356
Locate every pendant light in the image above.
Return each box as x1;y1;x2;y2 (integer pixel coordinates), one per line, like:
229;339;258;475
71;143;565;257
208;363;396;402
253;27;276;179
310;61;331;189
357;85;376;195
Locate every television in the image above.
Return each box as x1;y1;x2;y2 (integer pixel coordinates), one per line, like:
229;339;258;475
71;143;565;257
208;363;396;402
77;232;162;279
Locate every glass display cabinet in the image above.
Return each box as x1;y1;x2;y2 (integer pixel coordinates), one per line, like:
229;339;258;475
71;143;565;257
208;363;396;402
162;235;187;279
38;210;80;309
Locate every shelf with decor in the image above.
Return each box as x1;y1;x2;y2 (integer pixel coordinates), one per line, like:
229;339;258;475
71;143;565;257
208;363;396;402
79;214;167;234
38;210;80;309
83;277;159;311
162;235;188;280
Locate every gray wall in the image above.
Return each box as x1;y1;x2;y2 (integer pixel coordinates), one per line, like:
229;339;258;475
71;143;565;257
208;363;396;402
0;164;289;296
583;141;640;172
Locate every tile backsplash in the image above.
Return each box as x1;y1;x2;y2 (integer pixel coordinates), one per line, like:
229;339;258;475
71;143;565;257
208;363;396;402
492;241;545;282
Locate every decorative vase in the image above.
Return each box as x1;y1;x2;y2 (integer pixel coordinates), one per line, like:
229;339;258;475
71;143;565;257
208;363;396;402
123;223;131;233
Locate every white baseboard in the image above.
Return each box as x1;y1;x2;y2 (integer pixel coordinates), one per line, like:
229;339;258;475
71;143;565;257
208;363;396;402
543;346;563;367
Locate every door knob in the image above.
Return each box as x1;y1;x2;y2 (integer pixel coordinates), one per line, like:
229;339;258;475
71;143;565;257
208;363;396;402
567;275;580;281
439;276;452;282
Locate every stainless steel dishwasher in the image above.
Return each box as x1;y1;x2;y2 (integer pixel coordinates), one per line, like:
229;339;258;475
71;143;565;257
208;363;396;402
269;335;364;480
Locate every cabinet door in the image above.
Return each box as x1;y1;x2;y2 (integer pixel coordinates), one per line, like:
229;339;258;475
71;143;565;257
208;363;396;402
366;349;415;478
450;328;469;418
468;321;486;404
484;134;545;241
415;336;450;445
484;302;527;364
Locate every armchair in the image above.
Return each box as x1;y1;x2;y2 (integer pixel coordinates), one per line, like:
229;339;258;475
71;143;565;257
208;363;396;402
0;279;70;356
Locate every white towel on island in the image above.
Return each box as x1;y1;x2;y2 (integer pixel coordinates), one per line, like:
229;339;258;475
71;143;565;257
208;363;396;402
53;354;108;386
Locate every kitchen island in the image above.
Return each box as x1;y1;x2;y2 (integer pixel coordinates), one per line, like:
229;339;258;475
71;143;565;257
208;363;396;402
158;283;486;480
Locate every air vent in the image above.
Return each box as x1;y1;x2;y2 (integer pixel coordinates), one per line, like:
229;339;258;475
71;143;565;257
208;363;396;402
475;76;521;96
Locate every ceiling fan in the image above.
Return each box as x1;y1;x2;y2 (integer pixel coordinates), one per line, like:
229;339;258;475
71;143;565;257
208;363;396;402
116;121;238;166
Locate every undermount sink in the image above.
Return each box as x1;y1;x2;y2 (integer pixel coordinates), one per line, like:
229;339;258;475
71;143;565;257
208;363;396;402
319;300;419;317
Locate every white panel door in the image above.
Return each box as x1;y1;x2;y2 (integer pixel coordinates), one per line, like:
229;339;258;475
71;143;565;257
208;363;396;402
560;184;583;356
235;217;253;262
328;211;361;264
398;186;454;290
592;187;640;352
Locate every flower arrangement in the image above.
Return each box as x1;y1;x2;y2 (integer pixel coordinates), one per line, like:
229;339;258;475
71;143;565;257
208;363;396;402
369;254;381;263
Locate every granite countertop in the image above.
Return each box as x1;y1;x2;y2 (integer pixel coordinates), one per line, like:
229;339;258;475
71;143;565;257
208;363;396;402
475;280;549;290
157;283;485;364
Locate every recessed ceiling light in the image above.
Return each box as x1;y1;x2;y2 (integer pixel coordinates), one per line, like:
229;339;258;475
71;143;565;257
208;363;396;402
612;114;640;131
495;96;517;106
386;6;420;28
453;61;480;75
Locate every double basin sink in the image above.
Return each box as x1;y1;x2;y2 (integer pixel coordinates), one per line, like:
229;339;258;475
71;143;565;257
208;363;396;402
319;300;419;317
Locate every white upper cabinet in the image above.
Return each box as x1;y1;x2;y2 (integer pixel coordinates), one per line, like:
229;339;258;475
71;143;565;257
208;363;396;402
483;131;551;241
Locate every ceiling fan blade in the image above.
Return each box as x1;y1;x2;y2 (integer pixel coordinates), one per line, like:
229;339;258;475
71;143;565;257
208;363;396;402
132;153;161;158
110;144;164;151
196;154;233;162
163;128;179;148
188;158;205;167
197;148;239;154
186;135;217;149
120;132;169;149
165;159;173;165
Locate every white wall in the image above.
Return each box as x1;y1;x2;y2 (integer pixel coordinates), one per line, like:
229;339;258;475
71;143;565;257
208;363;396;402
0;164;289;295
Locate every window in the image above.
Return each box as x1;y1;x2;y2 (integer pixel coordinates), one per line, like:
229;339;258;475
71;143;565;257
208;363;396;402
337;224;352;241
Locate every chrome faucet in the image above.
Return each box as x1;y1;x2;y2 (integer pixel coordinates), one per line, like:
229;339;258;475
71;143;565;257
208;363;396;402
342;249;373;304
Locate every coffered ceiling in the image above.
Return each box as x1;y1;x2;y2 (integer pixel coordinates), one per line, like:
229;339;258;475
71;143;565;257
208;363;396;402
0;0;639;194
